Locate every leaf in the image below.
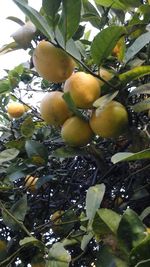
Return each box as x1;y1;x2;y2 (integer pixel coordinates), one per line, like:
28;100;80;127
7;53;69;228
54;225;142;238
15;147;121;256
59;0;81;43
131;98;150;112
81;232;93;251
0;79;11;94
93;91;119;116
21;117;35;138
125;31;150;63
47;242;71;267
19;237;44;248
52;146;85;158
25;140;48;165
86;184;105;220
120;0;141;8
140;207;150;221
129;83;150;97
95;0;126;10
42;0;61;29
96;245;128;267
91;26;126;65
63;92;87;120
2;195;27;230
93;208;121;235
0;148;19;164
117;208;146;253
6;16;25;26
0;42;21;55
119;66;150;84
13;0;54;41
111;148;150;164
130;236;150;267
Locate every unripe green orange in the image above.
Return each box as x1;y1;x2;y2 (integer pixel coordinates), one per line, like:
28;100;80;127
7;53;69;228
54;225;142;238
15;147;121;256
61;116;93;147
33;40;75;83
90;101;128;138
40;91;72;126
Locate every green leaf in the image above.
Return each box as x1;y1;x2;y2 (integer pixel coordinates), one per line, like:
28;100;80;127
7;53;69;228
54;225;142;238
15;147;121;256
0;148;19;164
93;208;121;235
119;66;150;85
86;184;105;220
25;140;48;165
63;92;87;120
125;31;150;63
52;146;85;158
47;242;71;267
13;0;54;41
43;0;61;29
91;26;126;65
96;245;128;267
0;79;11;94
59;0;81;43
6;16;25;26
131;98;150;112
120;0;141;8
21;117;35;138
117;209;146;253
140;207;150;221
95;0;126;10
111;148;150;164
2;195;27;230
0;42;21;55
93;91;119;116
81;232;93;251
130;236;150;267
129;83;150;97
19;237;44;248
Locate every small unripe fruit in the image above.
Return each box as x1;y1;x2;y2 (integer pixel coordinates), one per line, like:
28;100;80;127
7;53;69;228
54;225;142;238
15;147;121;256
25;175;38;191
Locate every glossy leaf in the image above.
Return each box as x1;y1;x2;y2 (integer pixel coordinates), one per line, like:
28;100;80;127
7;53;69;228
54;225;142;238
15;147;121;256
19;237;44;248
42;0;61;29
95;0;126;10
0;79;11;94
93;208;121;235
86;184;105;220
140;207;150;221
13;0;54;41
81;232;93;251
129;83;150;97
117;208;146;253
59;0;81;43
47;242;71;267
111;148;150;164
119;66;150;84
91;26;126;65
0;42;21;55
93;91;119;116
6;16;24;26
52;146;85;158
0;148;19;164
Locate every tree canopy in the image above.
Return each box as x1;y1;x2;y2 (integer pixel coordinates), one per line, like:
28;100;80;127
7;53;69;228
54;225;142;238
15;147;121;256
0;0;150;266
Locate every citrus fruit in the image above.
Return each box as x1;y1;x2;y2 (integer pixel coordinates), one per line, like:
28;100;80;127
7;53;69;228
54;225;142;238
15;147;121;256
64;72;100;109
61;116;93;147
33;40;75;83
25;175;38;191
90;101;128;138
98;68;113;86
7;102;25;118
40;91;72;126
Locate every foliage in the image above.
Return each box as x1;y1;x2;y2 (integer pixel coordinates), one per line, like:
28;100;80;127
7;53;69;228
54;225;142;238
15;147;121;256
0;0;150;266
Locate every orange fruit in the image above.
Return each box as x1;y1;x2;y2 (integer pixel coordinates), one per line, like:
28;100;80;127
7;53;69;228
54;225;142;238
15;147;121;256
7;102;25;118
64;72;100;109
33;40;75;83
98;68;113;86
40;91;72;126
90;101;128;138
61;116;93;147
25;175;38;191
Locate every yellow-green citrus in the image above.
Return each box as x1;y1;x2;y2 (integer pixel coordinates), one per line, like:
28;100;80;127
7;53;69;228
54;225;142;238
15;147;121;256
33;40;75;83
98;68;113;86
61;116;93;147
7;102;25;118
40;91;72;126
64;72;100;109
90;101;128;138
